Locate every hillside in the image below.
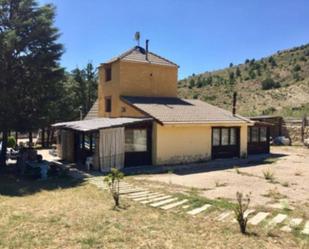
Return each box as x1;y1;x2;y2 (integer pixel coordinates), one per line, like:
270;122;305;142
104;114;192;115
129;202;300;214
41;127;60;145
178;44;309;118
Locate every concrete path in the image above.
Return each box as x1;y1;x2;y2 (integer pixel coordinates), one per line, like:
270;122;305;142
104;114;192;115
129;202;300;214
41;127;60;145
281;218;303;232
133;193;164;201
127;191;150;197
302;221;309;235
150;198;178;207
187;204;211;215
217;211;232;221
268;214;287;227
140;195;172;204
248;212;269;225
161;199;189;210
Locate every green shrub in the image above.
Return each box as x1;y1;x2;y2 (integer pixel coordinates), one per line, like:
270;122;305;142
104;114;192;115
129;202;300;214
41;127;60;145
7;136;16;148
293;64;301;72
234;192;251;234
104;168;124;208
261;78;281;90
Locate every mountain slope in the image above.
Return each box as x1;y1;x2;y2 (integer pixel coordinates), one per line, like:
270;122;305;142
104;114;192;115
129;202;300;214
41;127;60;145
178;44;309;117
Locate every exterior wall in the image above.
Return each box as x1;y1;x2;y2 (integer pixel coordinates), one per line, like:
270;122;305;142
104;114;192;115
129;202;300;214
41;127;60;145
98;60;178;118
60;130;75;162
152;122;249;165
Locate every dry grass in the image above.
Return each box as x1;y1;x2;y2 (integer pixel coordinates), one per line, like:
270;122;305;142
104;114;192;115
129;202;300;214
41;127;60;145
0;174;306;249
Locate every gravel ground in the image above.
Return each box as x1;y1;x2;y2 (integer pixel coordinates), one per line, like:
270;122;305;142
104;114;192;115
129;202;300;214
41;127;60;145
134;146;309;207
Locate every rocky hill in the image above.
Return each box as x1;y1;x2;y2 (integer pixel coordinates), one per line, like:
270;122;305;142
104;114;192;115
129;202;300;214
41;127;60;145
178;44;309;118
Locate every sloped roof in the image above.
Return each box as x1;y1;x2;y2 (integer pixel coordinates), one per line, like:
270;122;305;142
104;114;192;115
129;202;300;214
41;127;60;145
121;96;252;125
52;117;152;132
84;100;99;120
103;46;178;67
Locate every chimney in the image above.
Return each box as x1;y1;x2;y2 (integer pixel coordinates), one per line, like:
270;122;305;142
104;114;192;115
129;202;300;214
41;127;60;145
145;39;149;60
232;92;237;115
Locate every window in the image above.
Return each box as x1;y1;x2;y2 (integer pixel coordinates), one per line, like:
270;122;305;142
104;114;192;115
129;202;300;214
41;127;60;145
125;129;147;152
105;97;111;113
230;128;237;145
212;127;238;146
105;66;112;81
221;128;229;145
251;127;259;142
212;128;220;146
260;127;267;142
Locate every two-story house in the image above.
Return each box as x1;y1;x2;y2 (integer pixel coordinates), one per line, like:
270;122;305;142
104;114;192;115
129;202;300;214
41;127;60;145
53;43;270;171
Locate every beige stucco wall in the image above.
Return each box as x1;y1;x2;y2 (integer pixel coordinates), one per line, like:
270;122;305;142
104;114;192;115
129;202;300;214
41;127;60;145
152;122;249;165
98;60;177;118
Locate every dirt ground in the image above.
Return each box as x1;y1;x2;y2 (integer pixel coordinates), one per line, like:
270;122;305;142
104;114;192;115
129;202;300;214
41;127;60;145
134;146;309;208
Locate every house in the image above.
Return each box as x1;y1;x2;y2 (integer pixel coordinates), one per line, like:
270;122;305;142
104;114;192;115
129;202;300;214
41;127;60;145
53;43;270;171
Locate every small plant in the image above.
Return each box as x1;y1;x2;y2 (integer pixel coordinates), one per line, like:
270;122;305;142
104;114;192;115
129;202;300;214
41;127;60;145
215;181;227;187
104;168;124;208
7;136;16;148
295;170;302;176
234;166;240;174
263;169;275;182
234;192;251;234
281;181;289;187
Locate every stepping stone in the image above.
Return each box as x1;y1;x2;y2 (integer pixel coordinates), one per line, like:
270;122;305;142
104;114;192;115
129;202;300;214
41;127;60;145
120;189;145;194
187;204;211;215
160;199;188;210
133;193;163;201
232;209;255;223
217;211;232;221
301;221;309;235
281;218;303;232
150;198;178;208
141;195;171;204
127;191;150;197
248;212;269;226
182;205;190;209
268;214;287;226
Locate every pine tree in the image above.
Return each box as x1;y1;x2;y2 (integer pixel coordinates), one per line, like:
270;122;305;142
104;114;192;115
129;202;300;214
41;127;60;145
0;0;64;167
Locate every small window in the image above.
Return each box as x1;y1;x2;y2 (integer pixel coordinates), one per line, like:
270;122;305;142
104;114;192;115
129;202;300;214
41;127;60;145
221;128;229;145
212;128;220;146
260;127;267;142
105;66;112;82
230;128;237;145
105;97;111;113
125;129;147;152
251;127;259;142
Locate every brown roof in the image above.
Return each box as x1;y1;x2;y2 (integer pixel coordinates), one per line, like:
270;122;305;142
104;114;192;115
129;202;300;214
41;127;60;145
52;117;152;132
84;100;99;120
103;46;178;67
121;96;252;124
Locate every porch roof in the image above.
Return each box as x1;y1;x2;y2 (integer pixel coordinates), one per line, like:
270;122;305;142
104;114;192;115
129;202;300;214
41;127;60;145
52;117;152;132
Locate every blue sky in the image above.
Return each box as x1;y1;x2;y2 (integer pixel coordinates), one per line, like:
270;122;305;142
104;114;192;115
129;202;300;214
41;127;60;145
39;0;309;79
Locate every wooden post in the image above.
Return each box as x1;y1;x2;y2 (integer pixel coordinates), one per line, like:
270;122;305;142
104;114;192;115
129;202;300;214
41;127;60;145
29;131;33;148
301;115;306;143
41;128;45;148
0;130;8;167
15;132;18;146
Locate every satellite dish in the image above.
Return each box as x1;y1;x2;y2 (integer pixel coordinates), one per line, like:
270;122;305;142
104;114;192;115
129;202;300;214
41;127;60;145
134;32;140;46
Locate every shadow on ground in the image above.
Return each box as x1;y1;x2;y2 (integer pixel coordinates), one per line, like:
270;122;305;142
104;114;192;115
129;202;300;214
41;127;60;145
0;165;85;197
122;152;288;176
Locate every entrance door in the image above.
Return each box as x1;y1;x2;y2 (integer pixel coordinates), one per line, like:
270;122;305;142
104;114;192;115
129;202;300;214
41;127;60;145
124;124;152;167
212;127;240;159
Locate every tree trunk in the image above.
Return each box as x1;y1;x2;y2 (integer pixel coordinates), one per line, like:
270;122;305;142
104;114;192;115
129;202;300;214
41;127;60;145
0;130;8;168
29;131;33;148
41;128;45;148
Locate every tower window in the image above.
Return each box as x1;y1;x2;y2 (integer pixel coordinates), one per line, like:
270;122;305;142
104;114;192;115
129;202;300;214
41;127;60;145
105;66;112;82
105;97;112;113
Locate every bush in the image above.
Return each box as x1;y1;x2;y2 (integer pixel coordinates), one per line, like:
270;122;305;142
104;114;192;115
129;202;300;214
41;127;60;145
263;168;275;182
234;192;251;234
104;168;124;208
261;78;281;90
7;136;16;148
293;64;301;72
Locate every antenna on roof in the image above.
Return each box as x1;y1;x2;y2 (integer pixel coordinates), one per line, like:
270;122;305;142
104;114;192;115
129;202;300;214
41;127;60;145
134;31;140;46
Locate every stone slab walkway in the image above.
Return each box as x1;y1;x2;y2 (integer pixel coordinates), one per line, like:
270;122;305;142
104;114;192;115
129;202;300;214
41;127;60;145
88;177;309;237
187;204;211;215
248;212;269;226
